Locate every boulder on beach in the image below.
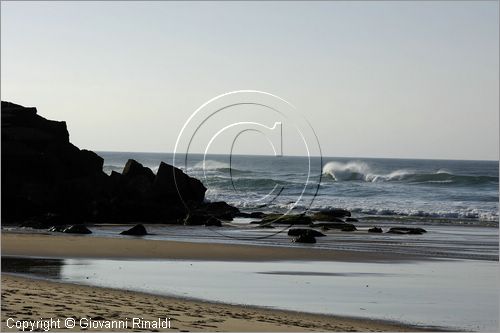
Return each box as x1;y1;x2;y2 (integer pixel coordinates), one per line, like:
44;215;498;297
368;227;383;233
288;228;326;237
62;224;92;234
120;224;148;236
292;234;317;243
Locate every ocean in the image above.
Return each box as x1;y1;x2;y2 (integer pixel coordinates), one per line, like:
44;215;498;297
99;151;499;226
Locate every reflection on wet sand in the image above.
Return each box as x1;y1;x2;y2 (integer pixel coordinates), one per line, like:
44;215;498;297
2;257;63;279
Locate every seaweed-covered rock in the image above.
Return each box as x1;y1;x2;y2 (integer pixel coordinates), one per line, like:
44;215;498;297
311;213;344;222
312;209;351;221
368;227;383;233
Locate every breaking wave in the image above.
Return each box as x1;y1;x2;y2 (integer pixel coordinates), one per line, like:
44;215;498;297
322;161;498;185
190;160;254;175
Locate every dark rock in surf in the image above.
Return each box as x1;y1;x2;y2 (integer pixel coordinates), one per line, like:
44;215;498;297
236;211;265;219
387;227;426;235
292;234;317;244
311;213;344;222
48;225;67;232
120;224;148;236
193;201;240;220
250;212;265;218
341;224;357;232
310;222;349;229
368;227;383;233
288;228;326;237
204;217;222;227
346;217;358;222
312;208;351;221
63;224;92;234
261;214;312;225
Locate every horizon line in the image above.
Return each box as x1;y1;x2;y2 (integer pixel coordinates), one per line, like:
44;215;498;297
92;149;500;163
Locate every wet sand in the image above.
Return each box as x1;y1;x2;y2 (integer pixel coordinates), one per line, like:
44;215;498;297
1;274;428;332
1;232;416;262
1;232;434;332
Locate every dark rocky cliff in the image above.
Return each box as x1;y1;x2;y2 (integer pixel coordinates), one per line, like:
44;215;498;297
1;101;236;226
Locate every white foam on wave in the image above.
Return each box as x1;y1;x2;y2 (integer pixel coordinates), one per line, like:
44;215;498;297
321;161;483;183
192;160;231;171
322;161;413;182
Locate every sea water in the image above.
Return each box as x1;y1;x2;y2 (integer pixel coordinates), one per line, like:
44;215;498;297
99;152;499;224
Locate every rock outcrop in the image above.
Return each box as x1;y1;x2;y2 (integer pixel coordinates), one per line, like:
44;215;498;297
2;101;107;223
1;101;236;227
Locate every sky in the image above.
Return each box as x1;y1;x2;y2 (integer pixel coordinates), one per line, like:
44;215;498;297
1;1;499;160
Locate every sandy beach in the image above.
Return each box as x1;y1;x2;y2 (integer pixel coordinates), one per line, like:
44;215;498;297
1;274;427;332
0;232;434;332
1;232;414;262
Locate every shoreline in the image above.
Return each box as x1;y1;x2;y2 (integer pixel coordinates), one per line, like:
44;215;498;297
1;232;423;262
1;274;435;332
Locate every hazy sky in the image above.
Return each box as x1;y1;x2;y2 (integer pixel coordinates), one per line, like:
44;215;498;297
1;1;498;160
